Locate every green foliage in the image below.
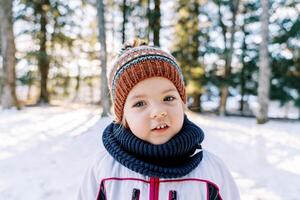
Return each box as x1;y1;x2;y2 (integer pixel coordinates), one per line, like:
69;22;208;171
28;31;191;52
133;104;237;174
7;0;300;115
269;3;300;110
18;70;38;85
16;0;77;67
273;18;300;44
50;70;71;97
122;0;149;40
173;0;205;97
14;0;81;103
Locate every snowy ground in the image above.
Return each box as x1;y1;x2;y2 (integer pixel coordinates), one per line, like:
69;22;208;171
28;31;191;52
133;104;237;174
0;105;299;200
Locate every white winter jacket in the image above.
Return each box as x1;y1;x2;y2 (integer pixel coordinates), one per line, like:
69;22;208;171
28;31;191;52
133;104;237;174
78;148;240;200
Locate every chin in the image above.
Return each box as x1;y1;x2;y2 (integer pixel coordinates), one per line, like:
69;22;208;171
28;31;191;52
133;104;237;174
150;141;167;145
151;137;173;145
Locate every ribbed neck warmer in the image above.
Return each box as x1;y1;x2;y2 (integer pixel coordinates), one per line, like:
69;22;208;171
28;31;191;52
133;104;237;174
102;115;205;178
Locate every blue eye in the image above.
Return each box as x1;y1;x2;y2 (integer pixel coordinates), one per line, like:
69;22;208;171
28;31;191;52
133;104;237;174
133;101;145;107
164;96;175;101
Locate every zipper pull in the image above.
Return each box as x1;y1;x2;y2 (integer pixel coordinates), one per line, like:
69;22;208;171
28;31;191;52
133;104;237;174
131;188;140;200
169;190;177;200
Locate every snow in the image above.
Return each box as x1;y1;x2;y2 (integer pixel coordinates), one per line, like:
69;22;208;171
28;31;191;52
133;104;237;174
0;105;299;200
201;95;300;119
189;112;300;200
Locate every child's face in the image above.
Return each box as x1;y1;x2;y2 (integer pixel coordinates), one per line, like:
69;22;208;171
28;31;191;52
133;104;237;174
123;77;185;145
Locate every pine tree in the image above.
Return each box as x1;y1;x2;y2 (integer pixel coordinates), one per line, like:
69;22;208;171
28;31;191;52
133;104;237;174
121;0;128;43
17;0;75;104
238;1;260;115
173;0;205;112
270;1;300;119
151;0;161;46
215;0;240;115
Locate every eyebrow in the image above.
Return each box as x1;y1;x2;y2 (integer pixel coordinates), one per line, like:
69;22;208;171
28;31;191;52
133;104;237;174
129;88;177;101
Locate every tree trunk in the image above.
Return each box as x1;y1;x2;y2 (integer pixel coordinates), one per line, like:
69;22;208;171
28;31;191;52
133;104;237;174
73;63;81;102
37;0;50;104
27;83;32;101
240;64;246;114
218;0;240;115
153;0;161;46
109;0;116;52
97;0;111;117
189;93;202;113
256;0;270;124
121;0;127;44
219;85;228;115
147;0;161;46
89;80;94;104
240;10;247;114
189;0;202;113
0;49;4;99
0;22;3;98
0;69;3;99
146;0;150;42
0;0;20;109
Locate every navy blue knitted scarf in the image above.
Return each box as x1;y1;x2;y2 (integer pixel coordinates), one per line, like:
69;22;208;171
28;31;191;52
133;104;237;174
102;115;204;178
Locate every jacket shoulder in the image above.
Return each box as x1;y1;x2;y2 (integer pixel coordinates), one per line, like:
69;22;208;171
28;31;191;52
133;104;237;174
193;150;240;199
77;149;119;200
89;148;115;175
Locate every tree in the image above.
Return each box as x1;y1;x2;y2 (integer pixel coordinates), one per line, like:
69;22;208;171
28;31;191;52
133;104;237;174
37;0;50;104
173;0;205;112
96;0;111;117
129;0;149;41
150;0;161;46
0;0;20;109
121;0;130;44
18;70;37;101
18;0;75;104
121;0;128;43
123;0;161;45
215;0;240;115
256;0;271;124
0;22;2;97
270;1;300;119
237;1;260;115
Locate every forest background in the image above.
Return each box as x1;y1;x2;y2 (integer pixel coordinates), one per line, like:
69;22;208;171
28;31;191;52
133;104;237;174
0;0;299;122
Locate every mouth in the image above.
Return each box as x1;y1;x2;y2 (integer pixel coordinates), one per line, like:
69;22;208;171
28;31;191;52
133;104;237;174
151;124;169;132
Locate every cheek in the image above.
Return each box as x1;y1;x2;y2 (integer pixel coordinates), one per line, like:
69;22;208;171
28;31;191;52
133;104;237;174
169;101;185;127
125;113;147;139
171;101;185;115
124;109;147;130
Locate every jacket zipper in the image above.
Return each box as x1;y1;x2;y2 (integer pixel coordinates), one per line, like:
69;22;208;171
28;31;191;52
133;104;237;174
150;177;159;200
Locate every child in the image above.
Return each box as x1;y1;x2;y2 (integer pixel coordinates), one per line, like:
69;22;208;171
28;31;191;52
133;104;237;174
78;41;240;200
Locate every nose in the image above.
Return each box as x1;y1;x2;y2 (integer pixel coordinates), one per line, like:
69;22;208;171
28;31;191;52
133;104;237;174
150;111;167;119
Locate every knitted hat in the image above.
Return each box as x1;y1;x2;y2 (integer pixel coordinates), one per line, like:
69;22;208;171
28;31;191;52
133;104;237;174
109;44;186;123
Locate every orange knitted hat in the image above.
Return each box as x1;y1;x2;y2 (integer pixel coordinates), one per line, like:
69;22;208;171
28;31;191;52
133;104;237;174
109;44;186;123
